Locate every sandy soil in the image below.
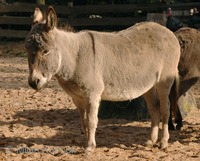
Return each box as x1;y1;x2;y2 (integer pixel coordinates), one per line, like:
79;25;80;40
0;41;199;161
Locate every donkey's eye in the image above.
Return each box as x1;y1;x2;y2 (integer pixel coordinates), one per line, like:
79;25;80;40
43;50;49;55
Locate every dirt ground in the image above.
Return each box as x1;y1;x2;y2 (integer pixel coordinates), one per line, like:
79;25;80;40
0;41;199;161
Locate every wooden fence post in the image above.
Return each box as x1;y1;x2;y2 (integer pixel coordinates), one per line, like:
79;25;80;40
146;12;167;26
67;1;74;25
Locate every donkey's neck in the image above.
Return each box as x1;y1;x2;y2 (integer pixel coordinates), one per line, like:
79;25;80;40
54;28;80;81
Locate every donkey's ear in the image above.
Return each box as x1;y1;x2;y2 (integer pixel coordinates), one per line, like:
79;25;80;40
33;7;43;24
46;6;57;31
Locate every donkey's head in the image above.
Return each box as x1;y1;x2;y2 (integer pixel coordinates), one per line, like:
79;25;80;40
25;6;60;90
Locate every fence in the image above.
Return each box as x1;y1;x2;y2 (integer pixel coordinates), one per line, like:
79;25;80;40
0;2;200;38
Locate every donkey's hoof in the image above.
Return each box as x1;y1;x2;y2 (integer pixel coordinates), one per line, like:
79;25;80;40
160;141;168;149
145;140;154;148
168;124;176;130
85;145;96;153
176;124;183;130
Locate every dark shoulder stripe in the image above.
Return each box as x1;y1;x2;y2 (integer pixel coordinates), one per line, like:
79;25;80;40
88;32;96;58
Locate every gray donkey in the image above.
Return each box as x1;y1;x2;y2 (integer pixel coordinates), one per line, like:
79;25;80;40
25;6;180;152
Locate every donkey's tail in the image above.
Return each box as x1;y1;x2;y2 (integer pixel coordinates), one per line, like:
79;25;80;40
168;71;180;130
175;71;180;99
172;71;180;116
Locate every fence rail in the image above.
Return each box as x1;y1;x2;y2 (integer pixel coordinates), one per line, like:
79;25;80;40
0;2;200;38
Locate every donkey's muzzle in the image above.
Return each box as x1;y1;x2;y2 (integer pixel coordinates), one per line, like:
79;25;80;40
28;72;48;91
28;77;40;90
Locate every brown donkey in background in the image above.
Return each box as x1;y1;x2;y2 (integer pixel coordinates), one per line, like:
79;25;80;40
169;27;200;130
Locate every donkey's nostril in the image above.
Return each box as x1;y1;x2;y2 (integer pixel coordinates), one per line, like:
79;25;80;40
28;78;40;90
35;78;40;85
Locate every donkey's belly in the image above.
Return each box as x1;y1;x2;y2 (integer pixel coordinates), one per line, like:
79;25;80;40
101;83;153;101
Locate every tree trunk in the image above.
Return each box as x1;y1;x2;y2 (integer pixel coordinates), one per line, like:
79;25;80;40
178;90;198;117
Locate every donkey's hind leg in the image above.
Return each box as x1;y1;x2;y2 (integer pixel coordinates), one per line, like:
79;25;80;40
143;86;160;147
156;82;172;149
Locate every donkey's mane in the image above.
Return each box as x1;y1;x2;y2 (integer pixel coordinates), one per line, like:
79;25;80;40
59;24;75;32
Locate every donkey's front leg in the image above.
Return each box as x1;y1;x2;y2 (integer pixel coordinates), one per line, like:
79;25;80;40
78;107;88;138
85;95;101;152
72;98;88;139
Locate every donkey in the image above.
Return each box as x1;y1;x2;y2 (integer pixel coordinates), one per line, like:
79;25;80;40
169;27;200;130
25;6;180;152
